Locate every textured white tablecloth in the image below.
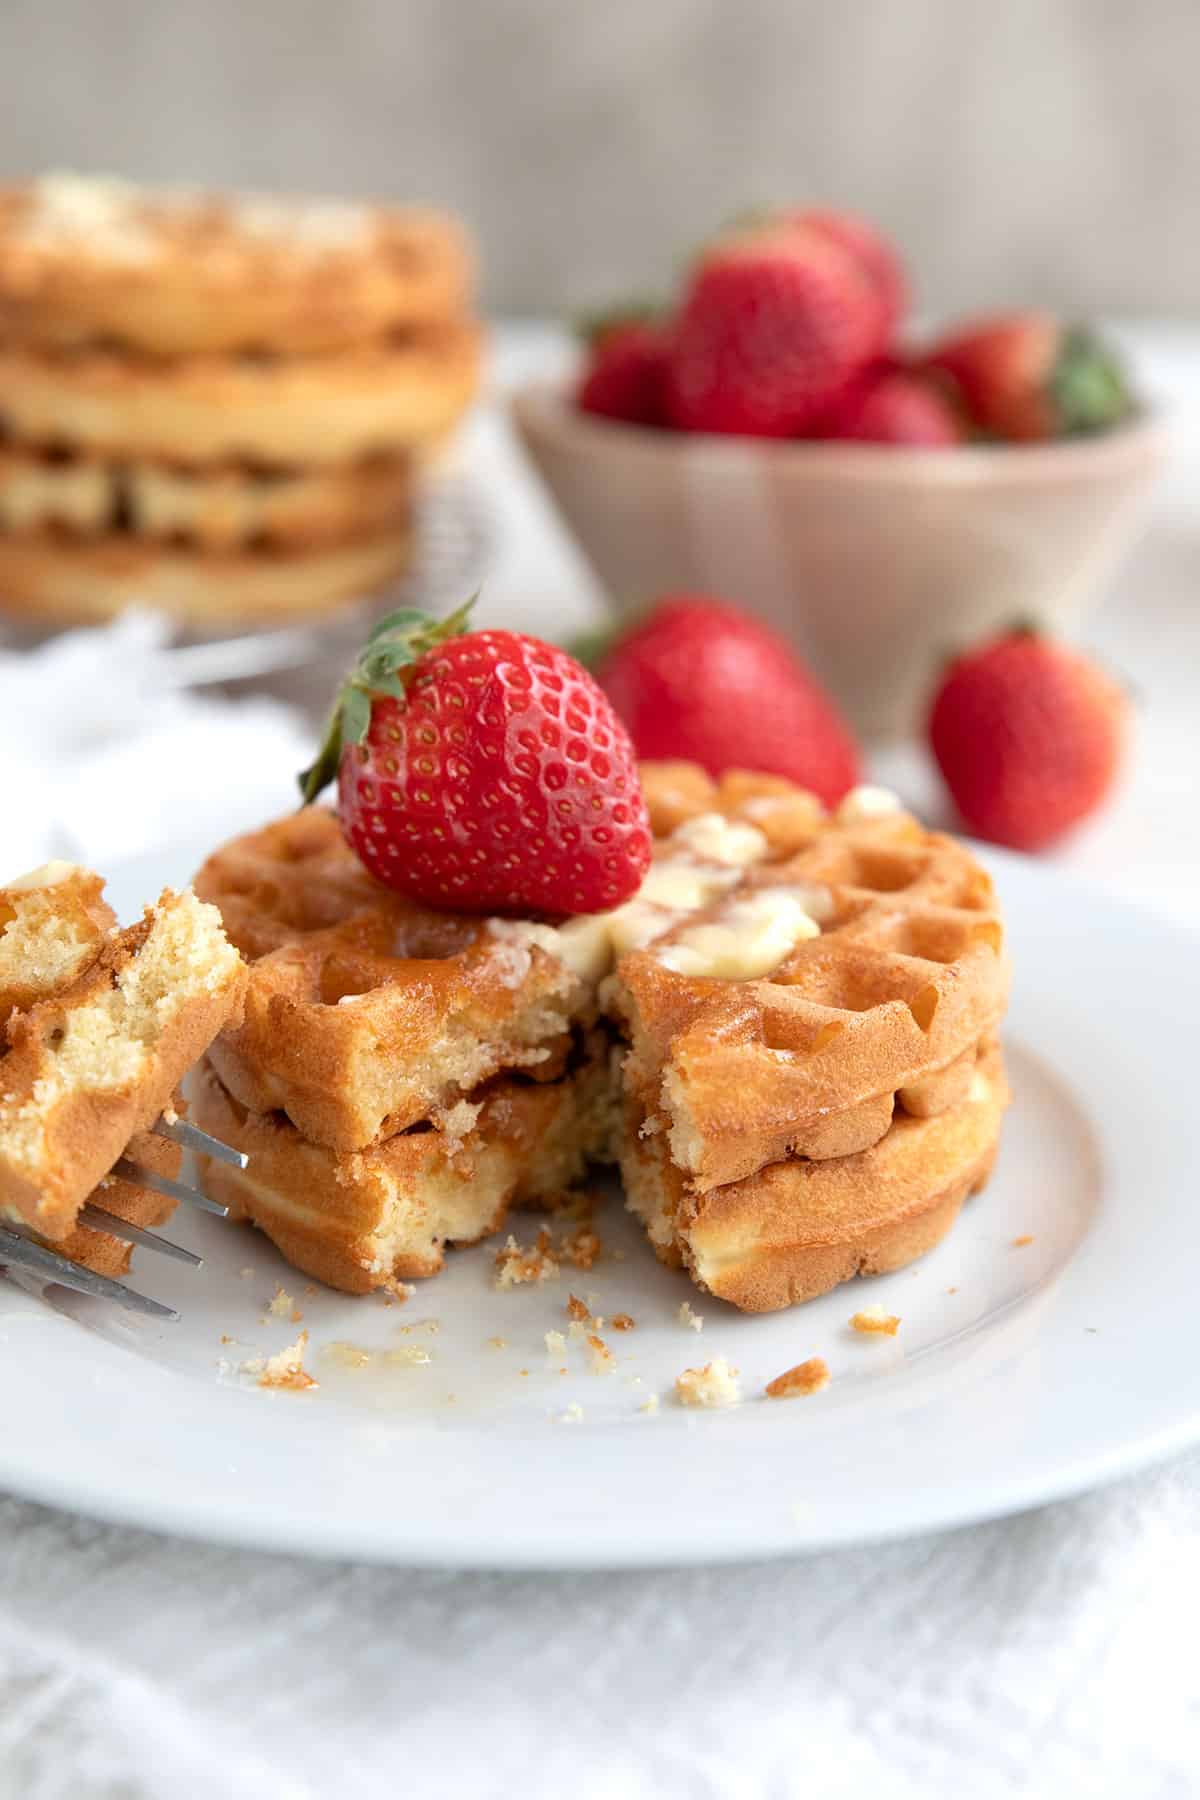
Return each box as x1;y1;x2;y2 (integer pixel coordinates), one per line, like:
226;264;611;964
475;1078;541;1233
2;324;1198;1800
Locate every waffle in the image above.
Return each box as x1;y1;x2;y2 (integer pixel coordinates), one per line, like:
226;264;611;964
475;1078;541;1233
0;175;474;355
0;442;413;550
192;1037;618;1294
193;808;595;1152
0;523;414;628
616;765;1010;1192
50;1119;183;1279
621;1039;1009;1312
0;321;482;466
0;886;245;1241
0;860;114;1019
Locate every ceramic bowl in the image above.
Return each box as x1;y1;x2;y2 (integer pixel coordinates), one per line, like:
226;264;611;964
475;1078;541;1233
512;382;1166;737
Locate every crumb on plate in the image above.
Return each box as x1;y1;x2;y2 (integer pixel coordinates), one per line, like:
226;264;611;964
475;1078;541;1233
678;1301;704;1333
850;1305;900;1336
256;1331;316;1392
675;1357;740;1410
494;1229;560;1289
766;1357;830;1399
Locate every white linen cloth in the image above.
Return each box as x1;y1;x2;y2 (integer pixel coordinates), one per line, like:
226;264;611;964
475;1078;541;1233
1;324;1199;1800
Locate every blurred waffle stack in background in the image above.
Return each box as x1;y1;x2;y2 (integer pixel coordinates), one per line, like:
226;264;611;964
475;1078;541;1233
0;172;482;631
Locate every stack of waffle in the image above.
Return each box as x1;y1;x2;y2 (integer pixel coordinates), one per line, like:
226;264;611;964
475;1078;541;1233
0;859;245;1275
192;768;1012;1313
0;173;480;629
191;807;620;1292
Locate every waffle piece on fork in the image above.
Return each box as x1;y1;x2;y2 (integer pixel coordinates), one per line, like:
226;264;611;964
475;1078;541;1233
0;865;247;1315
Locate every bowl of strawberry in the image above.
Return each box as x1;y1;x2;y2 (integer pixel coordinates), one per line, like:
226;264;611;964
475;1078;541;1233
512;207;1164;738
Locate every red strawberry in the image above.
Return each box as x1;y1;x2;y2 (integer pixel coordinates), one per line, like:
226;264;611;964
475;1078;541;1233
593;594;861;807
577;320;669;427
922;312;1133;442
663;228;889;438
793;209;907;339
300;603;652;914
832;367;964;446
928;630;1127;850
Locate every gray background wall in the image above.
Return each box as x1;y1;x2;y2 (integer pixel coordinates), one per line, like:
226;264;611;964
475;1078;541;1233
1;0;1196;319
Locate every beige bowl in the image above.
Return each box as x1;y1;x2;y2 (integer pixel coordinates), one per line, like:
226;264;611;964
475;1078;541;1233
512;382;1166;738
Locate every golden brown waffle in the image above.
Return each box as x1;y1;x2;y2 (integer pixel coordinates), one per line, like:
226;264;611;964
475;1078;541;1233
0;176;474;355
0;523;414;629
0;861;114;1019
621;1039;1009;1312
51;1119;183;1279
617;765;1010;1191
0;321;482;466
193;809;595;1153
0;887;245;1241
192;1038;618;1294
0;442;414;550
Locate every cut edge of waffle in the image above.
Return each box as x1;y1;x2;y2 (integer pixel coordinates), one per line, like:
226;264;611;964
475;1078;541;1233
0;862;248;1315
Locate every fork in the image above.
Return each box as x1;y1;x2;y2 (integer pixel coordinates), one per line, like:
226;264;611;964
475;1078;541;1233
0;1114;247;1320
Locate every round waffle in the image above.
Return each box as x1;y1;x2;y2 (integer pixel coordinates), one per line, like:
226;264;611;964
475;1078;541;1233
192;1045;617;1295
618;765;1010;1190
0;523;413;628
193;808;592;1153
0;321;481;467
0;442;414;549
0;176;474;355
621;1039;1008;1312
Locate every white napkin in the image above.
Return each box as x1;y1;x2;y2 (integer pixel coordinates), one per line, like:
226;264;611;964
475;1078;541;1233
1;1451;1198;1800
0;614;312;876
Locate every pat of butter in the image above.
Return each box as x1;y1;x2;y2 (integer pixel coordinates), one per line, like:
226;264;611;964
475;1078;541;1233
835;785;903;823
667;812;768;867
639;858;741;912
655;888;820;979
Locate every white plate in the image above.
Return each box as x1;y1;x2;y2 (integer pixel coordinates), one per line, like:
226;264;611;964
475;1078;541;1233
0;843;1195;1568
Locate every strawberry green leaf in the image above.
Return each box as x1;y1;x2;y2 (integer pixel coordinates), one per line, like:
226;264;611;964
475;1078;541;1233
341;685;372;747
1051;328;1134;437
296;595;478;807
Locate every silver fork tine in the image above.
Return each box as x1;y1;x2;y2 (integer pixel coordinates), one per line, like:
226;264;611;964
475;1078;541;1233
0;1226;179;1320
152;1115;248;1170
112;1157;230;1218
77;1203;203;1267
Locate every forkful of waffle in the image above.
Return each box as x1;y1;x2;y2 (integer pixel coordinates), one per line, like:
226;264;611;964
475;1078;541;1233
0;597;1011;1324
0;859;247;1316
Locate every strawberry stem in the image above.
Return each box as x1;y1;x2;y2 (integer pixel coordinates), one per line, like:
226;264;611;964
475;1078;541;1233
297;595;477;806
1051;328;1133;436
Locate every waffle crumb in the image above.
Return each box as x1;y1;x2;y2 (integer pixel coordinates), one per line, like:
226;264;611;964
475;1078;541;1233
566;1293;590;1322
850;1306;900;1336
544;1328;567;1355
1012;1235;1034;1248
267;1285;294;1318
384;1276;414;1302
218;1333;233;1345
586;1333;615;1375
256;1331;316;1391
678;1301;704;1333
610;1312;635;1332
639;1392;660;1415
161;1102;180;1125
559;1401;584;1424
766;1357;830;1399
567;1318;588;1343
323;1340;371;1369
488;1335;507;1350
561;1219;603;1270
946;1286;959;1295
675;1357;741;1409
494;1229;560;1289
